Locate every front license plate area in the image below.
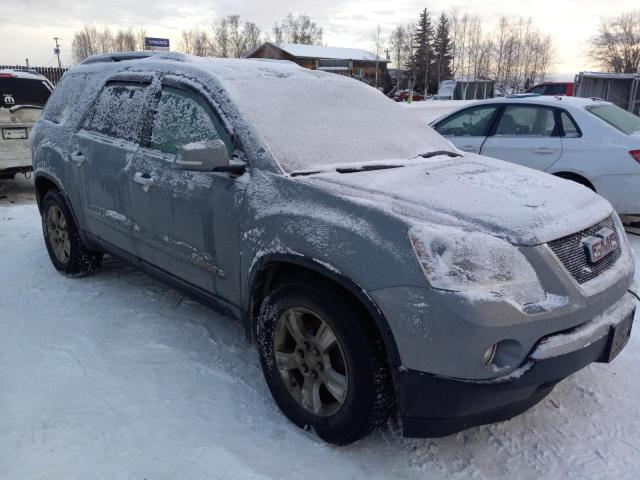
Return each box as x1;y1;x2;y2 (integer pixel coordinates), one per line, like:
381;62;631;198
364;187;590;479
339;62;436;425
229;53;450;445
603;313;634;363
2;128;28;140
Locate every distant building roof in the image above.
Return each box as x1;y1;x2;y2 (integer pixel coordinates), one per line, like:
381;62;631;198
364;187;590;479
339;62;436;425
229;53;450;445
250;42;389;62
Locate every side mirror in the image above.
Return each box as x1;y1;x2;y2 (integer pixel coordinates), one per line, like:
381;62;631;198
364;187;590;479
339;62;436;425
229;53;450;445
174;139;230;171
173;139;246;176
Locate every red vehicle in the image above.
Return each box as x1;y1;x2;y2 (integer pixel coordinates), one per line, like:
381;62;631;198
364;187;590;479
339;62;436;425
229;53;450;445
393;90;424;102
526;82;574;96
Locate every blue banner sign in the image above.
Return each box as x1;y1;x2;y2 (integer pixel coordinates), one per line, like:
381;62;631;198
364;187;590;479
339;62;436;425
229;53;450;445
144;37;170;51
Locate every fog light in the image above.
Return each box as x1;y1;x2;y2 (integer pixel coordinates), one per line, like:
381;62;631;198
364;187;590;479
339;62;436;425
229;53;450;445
483;344;497;366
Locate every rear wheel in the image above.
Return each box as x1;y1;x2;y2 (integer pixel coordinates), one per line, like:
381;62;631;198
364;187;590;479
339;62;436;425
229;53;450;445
41;189;102;276
256;278;394;445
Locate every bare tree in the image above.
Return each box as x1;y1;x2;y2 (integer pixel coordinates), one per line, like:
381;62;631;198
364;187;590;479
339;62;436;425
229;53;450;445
448;13;553;95
212;19;230;58
113;29;137;52
590;11;640;73
180;28;211;56
243;21;262;56
273;13;323;45
72;25;148;63
389;25;409;88
179;15;261;58
371;25;384;88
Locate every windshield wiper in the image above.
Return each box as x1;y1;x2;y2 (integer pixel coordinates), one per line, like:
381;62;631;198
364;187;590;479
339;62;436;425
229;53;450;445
416;150;463;159
291;164;403;177
336;164;402;174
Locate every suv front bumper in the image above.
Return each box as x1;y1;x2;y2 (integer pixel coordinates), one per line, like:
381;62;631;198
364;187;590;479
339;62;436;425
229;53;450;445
397;292;636;438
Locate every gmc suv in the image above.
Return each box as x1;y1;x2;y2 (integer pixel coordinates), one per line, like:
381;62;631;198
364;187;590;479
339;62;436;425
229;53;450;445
31;52;636;445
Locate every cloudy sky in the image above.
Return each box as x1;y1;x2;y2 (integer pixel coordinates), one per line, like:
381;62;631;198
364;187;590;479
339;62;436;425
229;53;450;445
2;0;638;78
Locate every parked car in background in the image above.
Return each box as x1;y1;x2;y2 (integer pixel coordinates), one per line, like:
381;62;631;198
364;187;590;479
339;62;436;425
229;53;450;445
393;89;424;102
435;79;495;100
32;53;635;445
526;82;574;96
432;95;640;217
0;69;54;178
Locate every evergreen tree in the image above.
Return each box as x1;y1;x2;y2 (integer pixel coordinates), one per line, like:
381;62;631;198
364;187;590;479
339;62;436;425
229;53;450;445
433;12;454;91
411;8;435;94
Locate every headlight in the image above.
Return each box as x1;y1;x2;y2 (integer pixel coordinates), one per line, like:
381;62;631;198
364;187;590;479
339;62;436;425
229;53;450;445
409;224;545;306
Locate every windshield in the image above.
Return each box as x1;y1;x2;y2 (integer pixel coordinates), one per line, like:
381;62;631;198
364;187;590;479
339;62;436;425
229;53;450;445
586;104;640;135
221;65;454;172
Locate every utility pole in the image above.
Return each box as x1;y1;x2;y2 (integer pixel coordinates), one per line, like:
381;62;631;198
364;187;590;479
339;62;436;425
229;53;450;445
53;37;61;69
25;58;30;69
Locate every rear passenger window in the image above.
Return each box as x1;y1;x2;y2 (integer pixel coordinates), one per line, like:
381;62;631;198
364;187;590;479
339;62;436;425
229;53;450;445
42;74;86;124
149;86;232;156
495;106;556;137
85;82;148;143
560;112;580;138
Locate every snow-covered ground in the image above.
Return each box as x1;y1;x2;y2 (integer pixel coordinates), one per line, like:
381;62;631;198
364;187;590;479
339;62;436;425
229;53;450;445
1;203;639;480
400;100;479;124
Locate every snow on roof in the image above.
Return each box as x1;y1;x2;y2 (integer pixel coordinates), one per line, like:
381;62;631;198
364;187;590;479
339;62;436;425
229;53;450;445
264;42;389;62
577;71;639;79
0;69;51;82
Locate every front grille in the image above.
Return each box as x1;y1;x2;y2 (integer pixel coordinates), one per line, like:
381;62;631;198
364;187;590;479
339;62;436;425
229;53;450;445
548;215;622;284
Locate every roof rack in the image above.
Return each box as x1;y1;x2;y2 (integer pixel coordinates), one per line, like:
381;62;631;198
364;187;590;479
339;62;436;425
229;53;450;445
80;51;189;65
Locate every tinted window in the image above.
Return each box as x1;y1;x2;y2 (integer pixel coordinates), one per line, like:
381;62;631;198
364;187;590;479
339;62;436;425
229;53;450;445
42;73;86;124
527;86;545;95
150;86;231;155
85;83;148;143
495;105;556;136
586;104;640;135
560;111;580;138
0;77;52;108
435;106;498;137
544;84;567;95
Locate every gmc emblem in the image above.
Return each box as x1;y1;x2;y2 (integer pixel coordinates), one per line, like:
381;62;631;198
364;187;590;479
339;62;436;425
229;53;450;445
582;227;618;263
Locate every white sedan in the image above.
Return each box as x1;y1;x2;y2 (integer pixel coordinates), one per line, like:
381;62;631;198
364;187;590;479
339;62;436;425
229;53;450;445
431;95;640;217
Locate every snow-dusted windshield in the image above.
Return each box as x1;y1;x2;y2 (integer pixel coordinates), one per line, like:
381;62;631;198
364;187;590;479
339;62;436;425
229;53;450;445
218;63;454;172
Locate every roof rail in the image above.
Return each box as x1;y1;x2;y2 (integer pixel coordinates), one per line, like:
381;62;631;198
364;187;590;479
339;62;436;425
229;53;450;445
80;51;189;65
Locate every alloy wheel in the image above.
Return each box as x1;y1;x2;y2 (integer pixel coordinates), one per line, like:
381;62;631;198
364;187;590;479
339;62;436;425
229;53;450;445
273;307;349;416
46;205;70;264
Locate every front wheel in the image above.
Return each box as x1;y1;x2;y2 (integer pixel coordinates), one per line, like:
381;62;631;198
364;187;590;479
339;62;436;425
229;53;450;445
256;278;394;445
41;189;102;277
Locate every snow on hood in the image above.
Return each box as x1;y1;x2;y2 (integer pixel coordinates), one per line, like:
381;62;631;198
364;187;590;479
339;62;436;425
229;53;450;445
297;154;613;246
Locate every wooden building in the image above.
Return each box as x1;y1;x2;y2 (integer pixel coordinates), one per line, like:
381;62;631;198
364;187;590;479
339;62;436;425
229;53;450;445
247;42;391;91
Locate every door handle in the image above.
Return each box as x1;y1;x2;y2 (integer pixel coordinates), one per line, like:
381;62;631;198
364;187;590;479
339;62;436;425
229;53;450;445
133;172;154;191
70;151;85;164
533;148;555;155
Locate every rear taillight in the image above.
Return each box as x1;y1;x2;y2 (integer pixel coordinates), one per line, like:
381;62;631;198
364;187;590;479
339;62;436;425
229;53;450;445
0;73;17;78
630;150;640;163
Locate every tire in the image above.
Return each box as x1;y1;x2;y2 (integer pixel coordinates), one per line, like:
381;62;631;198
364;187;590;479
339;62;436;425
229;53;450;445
41;189;103;277
256;278;394;445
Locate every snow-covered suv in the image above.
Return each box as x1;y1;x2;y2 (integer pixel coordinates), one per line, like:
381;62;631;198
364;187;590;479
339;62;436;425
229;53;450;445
31;52;636;445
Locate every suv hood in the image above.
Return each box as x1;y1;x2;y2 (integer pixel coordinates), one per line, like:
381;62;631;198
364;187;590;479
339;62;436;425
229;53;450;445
297;155;613;246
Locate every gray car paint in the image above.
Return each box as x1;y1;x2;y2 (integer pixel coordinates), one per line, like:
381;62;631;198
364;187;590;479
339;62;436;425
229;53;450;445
31;56;635;383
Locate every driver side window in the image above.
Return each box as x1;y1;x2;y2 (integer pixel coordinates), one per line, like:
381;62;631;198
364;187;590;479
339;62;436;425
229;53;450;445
435;106;498;137
150;86;232;155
